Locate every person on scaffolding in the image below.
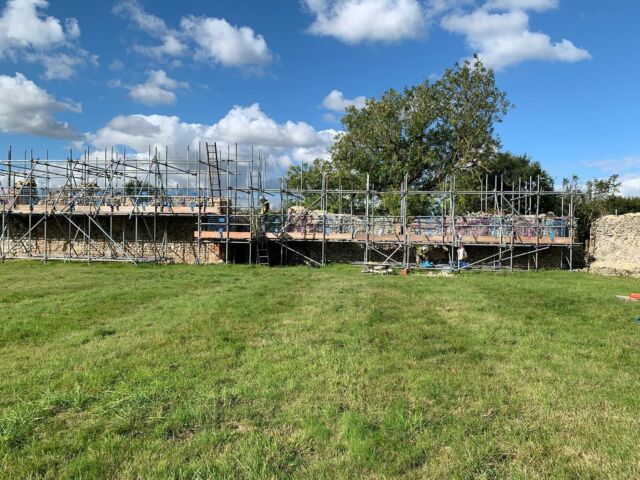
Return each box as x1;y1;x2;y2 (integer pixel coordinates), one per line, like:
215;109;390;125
260;196;270;232
416;245;433;268
457;243;469;269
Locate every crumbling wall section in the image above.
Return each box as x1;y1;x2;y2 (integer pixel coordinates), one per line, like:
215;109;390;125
0;215;223;264
588;213;640;277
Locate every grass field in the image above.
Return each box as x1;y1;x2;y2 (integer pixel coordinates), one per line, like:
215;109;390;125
0;263;639;479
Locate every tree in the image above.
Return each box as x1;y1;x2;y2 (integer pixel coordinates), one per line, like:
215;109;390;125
454;152;555;213
125;179;156;203
584;175;622;200
330;57;512;191
283;159;366;213
282;59;564;216
574;175;622;241
483;152;553;191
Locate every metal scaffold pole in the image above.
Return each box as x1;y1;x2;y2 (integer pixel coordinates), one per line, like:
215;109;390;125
401;174;409;270
364;174;370;265
535;175;541;271
322;173;327;266
569;178;575;272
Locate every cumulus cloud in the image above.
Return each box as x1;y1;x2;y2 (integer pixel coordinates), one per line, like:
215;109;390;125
180;16;272;67
322;90;367;111
0;0;68;53
426;0;475;17
128;69;189;106
620;174;640;197
302;0;427;44
88;104;337;169
114;0;272;69
28;50;98;80
212;104;331;148
484;0;558;11
113;0;187;58
0;0;96;79
113;0;167;33
0;72;81;139
441;6;590;69
134;33;186;59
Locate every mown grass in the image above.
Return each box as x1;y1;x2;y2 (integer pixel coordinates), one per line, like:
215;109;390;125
0;262;639;479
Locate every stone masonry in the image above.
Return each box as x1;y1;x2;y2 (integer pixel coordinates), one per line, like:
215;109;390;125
588;213;640;277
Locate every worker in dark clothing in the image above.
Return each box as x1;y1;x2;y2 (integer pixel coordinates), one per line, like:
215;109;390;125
260;197;270;216
260;196;270;232
416;245;431;267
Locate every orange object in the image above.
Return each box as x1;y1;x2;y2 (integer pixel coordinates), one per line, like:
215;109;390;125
630;293;640;300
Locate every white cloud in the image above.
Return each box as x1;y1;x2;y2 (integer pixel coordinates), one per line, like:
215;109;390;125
88;104;337;170
90;115;202;155
128;69;189;106
213;104;329;148
65;17;81;39
441;7;590;69
133;33;187;59
426;0;473;17
583;155;640;174
322;89;366;111
114;0;272;69
28;50;99;80
302;0;427;44
484;0;558;11
0;0;67;53
620;174;640;197
0;72;81;139
113;0;167;33
323;112;338;123
113;0;187;58
583;155;640;197
109;59;124;71
180;16;272;67
0;0;96;79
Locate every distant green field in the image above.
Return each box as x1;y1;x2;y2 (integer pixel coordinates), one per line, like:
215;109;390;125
0;262;639;479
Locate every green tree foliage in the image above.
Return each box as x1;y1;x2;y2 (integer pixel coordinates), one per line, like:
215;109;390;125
484;152;554;191
573;174;632;241
455;152;555;213
282;59;575;218
125;179;156;203
330;58;511;191
284;159;367;213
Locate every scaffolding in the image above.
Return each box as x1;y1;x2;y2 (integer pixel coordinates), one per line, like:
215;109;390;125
0;145;579;271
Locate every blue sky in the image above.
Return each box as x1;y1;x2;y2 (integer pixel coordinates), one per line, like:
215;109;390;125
0;0;638;194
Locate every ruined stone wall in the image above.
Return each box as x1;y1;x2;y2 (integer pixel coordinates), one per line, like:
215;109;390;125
588;213;640;277
1;239;223;264
1;214;223;264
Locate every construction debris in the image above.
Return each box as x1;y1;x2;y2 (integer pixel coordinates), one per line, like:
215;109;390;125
363;265;394;275
616;294;640;302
